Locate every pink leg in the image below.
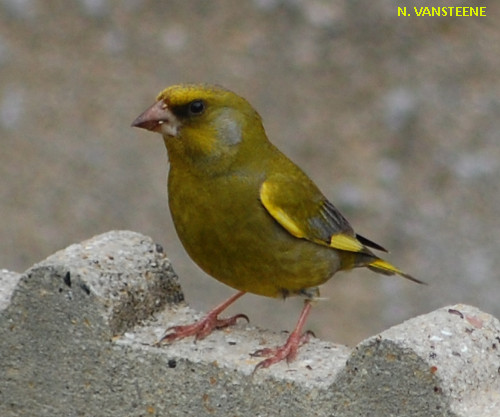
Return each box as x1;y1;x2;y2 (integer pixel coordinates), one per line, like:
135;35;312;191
252;300;314;371
157;291;247;344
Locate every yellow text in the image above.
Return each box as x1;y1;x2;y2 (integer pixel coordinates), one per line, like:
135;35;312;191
413;7;486;17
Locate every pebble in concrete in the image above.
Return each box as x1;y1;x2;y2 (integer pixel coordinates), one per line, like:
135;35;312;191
1;231;499;416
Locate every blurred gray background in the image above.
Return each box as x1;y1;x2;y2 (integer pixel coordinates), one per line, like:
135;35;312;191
1;0;499;345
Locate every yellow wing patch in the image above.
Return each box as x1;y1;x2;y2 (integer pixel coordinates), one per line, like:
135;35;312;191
260;181;305;238
261;180;365;250
329;234;365;252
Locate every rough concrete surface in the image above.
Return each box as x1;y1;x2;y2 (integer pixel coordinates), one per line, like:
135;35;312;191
1;231;499;416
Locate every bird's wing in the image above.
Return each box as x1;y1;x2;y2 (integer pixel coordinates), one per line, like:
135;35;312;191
259;174;425;284
259;174;380;254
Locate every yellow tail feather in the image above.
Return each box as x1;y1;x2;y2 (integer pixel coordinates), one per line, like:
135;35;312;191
368;259;425;285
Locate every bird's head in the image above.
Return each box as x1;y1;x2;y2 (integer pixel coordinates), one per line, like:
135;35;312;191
132;84;267;171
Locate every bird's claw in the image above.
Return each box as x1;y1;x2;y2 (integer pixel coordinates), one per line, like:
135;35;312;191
251;330;314;373
155;313;249;346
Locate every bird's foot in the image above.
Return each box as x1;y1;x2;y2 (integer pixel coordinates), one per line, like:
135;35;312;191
251;330;314;372
156;311;249;345
155;291;248;345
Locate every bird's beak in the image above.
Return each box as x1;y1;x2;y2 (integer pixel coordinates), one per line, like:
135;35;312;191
131;100;180;137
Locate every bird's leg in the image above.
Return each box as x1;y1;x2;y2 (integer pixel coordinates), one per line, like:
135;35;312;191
251;299;314;371
156;291;248;344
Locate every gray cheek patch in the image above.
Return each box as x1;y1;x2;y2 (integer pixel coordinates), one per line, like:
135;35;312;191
216;110;242;146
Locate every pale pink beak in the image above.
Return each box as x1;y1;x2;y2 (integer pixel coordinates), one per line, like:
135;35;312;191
131;100;171;133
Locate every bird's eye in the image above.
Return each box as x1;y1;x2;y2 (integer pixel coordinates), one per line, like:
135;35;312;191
188;100;205;115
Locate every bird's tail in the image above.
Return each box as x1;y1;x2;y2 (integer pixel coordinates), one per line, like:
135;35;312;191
367;258;425;285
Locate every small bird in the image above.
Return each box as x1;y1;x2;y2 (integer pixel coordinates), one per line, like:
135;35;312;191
132;83;423;371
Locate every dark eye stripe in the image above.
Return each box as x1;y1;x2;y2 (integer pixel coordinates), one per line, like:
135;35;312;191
171;100;206;119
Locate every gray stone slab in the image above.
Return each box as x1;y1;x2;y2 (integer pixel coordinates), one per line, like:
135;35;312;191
1;231;498;416
0;269;21;311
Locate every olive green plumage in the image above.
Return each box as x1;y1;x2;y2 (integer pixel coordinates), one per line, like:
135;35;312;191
133;83;421;300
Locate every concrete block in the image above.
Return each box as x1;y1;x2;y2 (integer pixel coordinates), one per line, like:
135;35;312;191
1;231;499;416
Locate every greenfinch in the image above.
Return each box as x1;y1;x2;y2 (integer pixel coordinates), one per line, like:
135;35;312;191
132;83;422;371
